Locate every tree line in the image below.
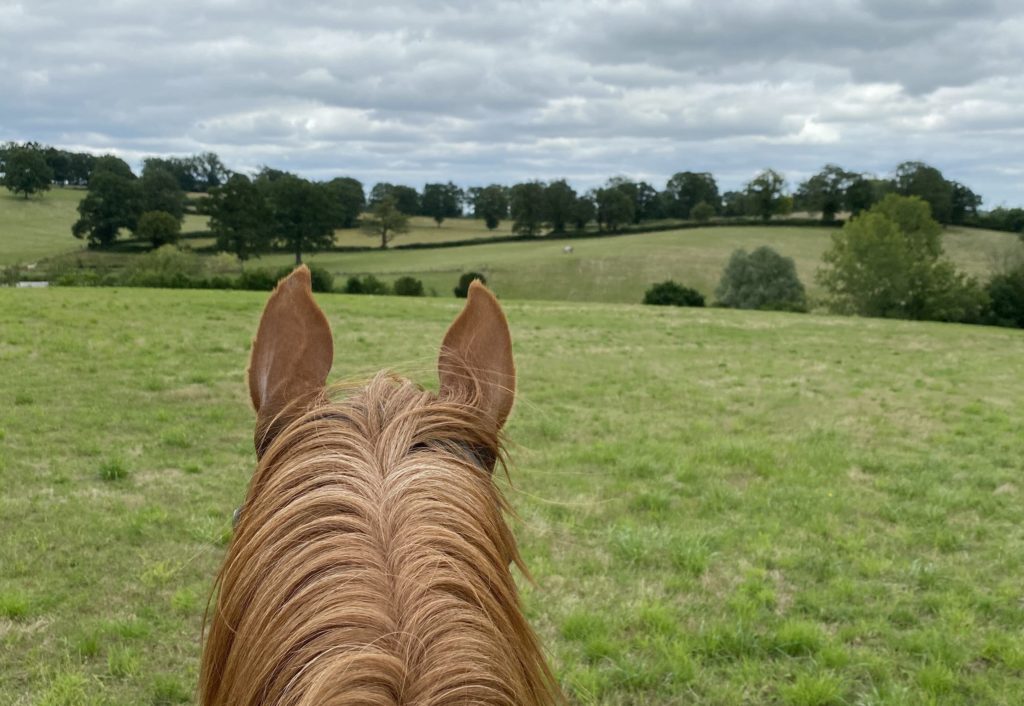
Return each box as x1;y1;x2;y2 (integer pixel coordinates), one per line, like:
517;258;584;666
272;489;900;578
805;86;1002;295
3;140;1022;263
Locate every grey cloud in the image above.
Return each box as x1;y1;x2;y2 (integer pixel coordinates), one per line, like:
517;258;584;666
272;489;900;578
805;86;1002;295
0;0;1021;205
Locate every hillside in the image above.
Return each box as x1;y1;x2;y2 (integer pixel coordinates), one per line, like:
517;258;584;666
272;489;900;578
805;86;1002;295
2;288;1023;704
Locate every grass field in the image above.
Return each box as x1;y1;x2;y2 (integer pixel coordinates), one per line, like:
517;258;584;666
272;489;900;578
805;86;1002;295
260;225;1021;304
2;287;1024;704
5;189;1020;306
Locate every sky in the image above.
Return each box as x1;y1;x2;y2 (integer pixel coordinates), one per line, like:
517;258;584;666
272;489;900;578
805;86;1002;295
2;0;1023;206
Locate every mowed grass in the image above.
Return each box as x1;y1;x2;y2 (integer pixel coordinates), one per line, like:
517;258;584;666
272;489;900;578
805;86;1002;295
2;287;1024;704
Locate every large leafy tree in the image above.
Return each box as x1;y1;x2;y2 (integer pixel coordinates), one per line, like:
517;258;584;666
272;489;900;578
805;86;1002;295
664;171;719;219
817;194;985;321
796;164;854;222
543;180;577;232
470;184;509;230
745;169;788;221
139;165;185;223
370;182;420;215
323;177;365;229
207;174;274;261
261;173;336;265
72;170;142;247
2;146;53;199
950;182;982;225
595;187;634;230
607;177;659;223
361;195;409;249
510;181;546;236
421;182;462;226
894;161;953;224
571;193;596;231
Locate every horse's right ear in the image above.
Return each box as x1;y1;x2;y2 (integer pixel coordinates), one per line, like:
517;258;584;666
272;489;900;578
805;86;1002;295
248;266;334;457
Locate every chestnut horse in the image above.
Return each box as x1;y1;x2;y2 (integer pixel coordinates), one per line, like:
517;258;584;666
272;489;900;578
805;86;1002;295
200;267;559;705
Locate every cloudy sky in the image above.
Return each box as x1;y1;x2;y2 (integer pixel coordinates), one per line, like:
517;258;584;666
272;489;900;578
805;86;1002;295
2;0;1022;205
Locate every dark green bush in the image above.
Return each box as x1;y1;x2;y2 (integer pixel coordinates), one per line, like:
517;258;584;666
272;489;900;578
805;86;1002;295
716;246;807;312
344;274;390;295
691;201;715;223
986;267;1024;328
236;269;278;291
643;281;705;307
454;272;487;298
393;276;425;296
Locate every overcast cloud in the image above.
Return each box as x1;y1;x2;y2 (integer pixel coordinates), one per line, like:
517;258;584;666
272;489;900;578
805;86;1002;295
2;0;1022;204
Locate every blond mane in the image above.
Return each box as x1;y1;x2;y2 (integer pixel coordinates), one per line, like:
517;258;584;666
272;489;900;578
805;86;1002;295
200;373;560;705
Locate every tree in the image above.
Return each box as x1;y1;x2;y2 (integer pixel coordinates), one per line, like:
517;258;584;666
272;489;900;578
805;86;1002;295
262;173;337;264
323;177;365;228
510;181;546;236
361;195;409;249
2;147;53;199
950;182;982;225
745;169;787;221
207;174;274;261
72;170;142;247
895;161;953;224
454;272;487;298
421;182;461;226
571;194;596;231
136;211;181;248
691;201;715;223
817;194;985;321
91;155;135;181
370;183;420;215
664;172;719;219
715;246;807;312
796;164;854;222
607;177;659;223
139;165;185;222
471;185;509;230
543;180;577;232
595;187;634;230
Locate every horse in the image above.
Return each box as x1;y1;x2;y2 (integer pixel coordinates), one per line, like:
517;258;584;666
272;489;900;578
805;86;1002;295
200;266;560;705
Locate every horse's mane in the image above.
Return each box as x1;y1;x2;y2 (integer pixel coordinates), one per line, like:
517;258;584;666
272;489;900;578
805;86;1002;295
200;372;560;705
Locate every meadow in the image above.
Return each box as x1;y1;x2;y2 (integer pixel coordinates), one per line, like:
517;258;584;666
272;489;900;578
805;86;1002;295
4;188;1020;305
2;287;1024;705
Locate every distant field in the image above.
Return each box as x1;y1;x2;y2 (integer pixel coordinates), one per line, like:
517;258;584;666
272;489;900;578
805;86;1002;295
262;225;1023;304
0;189;207;266
3;288;1024;704
3;188;1020;306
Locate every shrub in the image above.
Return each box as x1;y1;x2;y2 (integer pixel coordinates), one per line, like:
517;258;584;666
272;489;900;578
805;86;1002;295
235;269;277;291
716;246;807;312
344;274;390;295
393;276;425;296
454;272;487;298
643;281;705;307
986;266;1024;328
124;245;204;287
136;211;181;248
691;201;715;223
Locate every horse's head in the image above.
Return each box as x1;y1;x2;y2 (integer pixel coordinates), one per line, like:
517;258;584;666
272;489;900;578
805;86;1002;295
201;267;558;705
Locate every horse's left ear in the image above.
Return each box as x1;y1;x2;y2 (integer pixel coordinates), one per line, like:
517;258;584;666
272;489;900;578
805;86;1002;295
438;281;515;429
248;266;334;456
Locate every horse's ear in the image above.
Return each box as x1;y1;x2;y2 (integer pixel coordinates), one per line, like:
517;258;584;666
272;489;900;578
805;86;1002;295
438;281;515;429
248;266;334;456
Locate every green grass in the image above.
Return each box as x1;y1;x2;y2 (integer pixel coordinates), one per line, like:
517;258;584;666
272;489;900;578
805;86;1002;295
0;188;207;266
264;224;1022;304
2;287;1024;704
6;189;1019;306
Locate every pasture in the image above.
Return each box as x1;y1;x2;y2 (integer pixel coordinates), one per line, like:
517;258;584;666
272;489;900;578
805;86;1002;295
2;287;1024;704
